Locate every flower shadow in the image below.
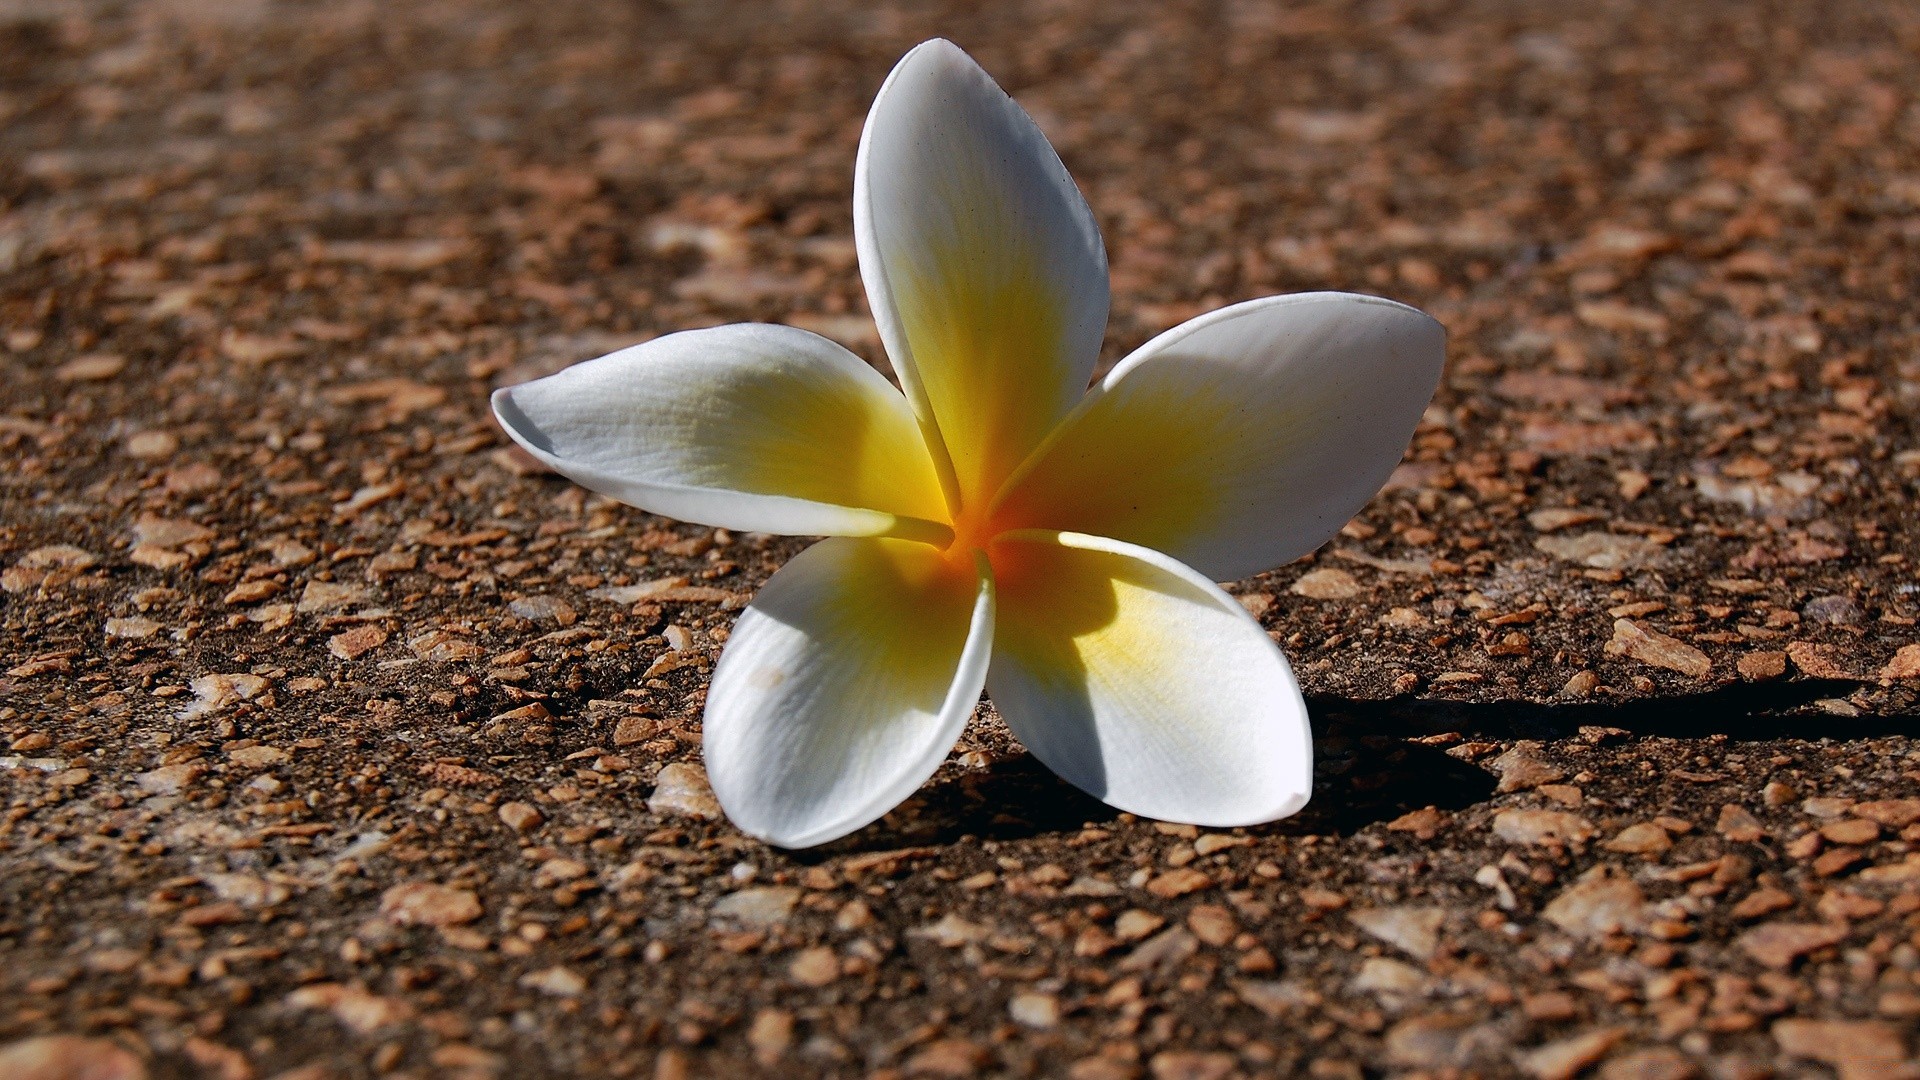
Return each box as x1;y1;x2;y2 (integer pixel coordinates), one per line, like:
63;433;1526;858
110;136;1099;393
816;676;1897;853
1311;676;1894;744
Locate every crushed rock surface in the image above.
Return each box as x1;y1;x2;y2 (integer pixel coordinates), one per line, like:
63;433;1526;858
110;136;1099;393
2;0;1920;1076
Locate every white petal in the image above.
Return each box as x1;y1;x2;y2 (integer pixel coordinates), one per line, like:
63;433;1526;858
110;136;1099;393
492;324;948;540
856;38;1109;510
994;293;1445;581
704;537;993;848
986;530;1311;827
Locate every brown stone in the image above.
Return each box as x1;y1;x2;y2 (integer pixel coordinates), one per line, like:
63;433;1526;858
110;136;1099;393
1528;507;1604;532
905;1038;990;1077
1067;1058;1141;1080
410;631;485;662
1852;799;1920;828
508;594;578;625
1605;619;1710;677
1522;991;1580;1022
647;763;722;820
1561;670;1601;697
1348;906;1445;960
1147;1051;1236;1080
1729;887;1795;921
227;744;289;769
222;580;282;605
1735;922;1847;968
787;946;839;987
296;580;370;613
1882;644;1920;681
1301;887;1349;910
55;354;127;382
1860;855;1920;883
1813;847;1867;877
498;801;544;832
1715;804;1767;843
1007;991;1060;1029
519;966;587;996
1538;533;1663;569
612;714;661;746
1542;866;1647;938
1520;418;1657;455
1489;742;1567;792
1116;928;1199;973
1816;889;1884;922
746;1009;794;1065
1385;805;1447;839
285;984;414;1034
1516;1028;1627;1080
380;882;482;927
1771;1018;1914;1080
531;857;590;889
203;872;290;908
0;1035;147;1080
136;763;205;795
1384;1012;1505;1070
104;617;161;639
1234;979;1316;1019
1596;1047;1700;1080
1185;904;1237;946
1291;567;1360;600
1113;909;1165;941
1601;822;1671;855
1493;808;1597;846
327;624;388;660
711;886;799;928
1786;640;1856;680
180;673;270;719
1144;868;1213;898
1820;818;1880;845
911;914;991;948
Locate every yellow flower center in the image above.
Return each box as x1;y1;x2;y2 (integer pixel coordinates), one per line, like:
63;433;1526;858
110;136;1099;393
934;500;1004;569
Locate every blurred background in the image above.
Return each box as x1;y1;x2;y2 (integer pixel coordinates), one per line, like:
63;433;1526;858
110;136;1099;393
6;0;1919;699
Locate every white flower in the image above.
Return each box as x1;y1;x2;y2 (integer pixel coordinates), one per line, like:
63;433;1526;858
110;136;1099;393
492;40;1444;848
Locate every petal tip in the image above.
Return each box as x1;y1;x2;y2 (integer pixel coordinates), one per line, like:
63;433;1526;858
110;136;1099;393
487;385;540;452
899;36;979;74
488;384;566;465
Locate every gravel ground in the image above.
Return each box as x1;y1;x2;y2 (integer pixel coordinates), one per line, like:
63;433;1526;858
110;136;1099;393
3;0;1920;1077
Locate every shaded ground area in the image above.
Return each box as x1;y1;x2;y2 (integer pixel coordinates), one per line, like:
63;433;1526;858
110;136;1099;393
2;0;1920;1076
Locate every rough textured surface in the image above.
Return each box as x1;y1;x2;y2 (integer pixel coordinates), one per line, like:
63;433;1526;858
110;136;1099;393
3;0;1920;1077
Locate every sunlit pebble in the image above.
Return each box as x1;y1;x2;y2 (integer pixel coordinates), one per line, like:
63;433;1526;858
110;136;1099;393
124;430;178;460
104;617;161;640
1008;991;1060;1029
53;353;126;382
0;1035;145;1080
787;947;839;987
730;862;757;884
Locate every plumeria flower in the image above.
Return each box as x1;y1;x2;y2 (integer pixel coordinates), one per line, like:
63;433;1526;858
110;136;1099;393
492;40;1444;848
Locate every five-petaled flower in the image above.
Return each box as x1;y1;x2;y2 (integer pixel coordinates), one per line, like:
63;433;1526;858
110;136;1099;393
493;40;1444;848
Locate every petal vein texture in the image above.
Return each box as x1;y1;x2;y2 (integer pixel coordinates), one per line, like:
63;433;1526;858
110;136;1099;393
705;538;994;848
986;530;1311;827
995;292;1446;581
856;38;1110;514
491;324;947;539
